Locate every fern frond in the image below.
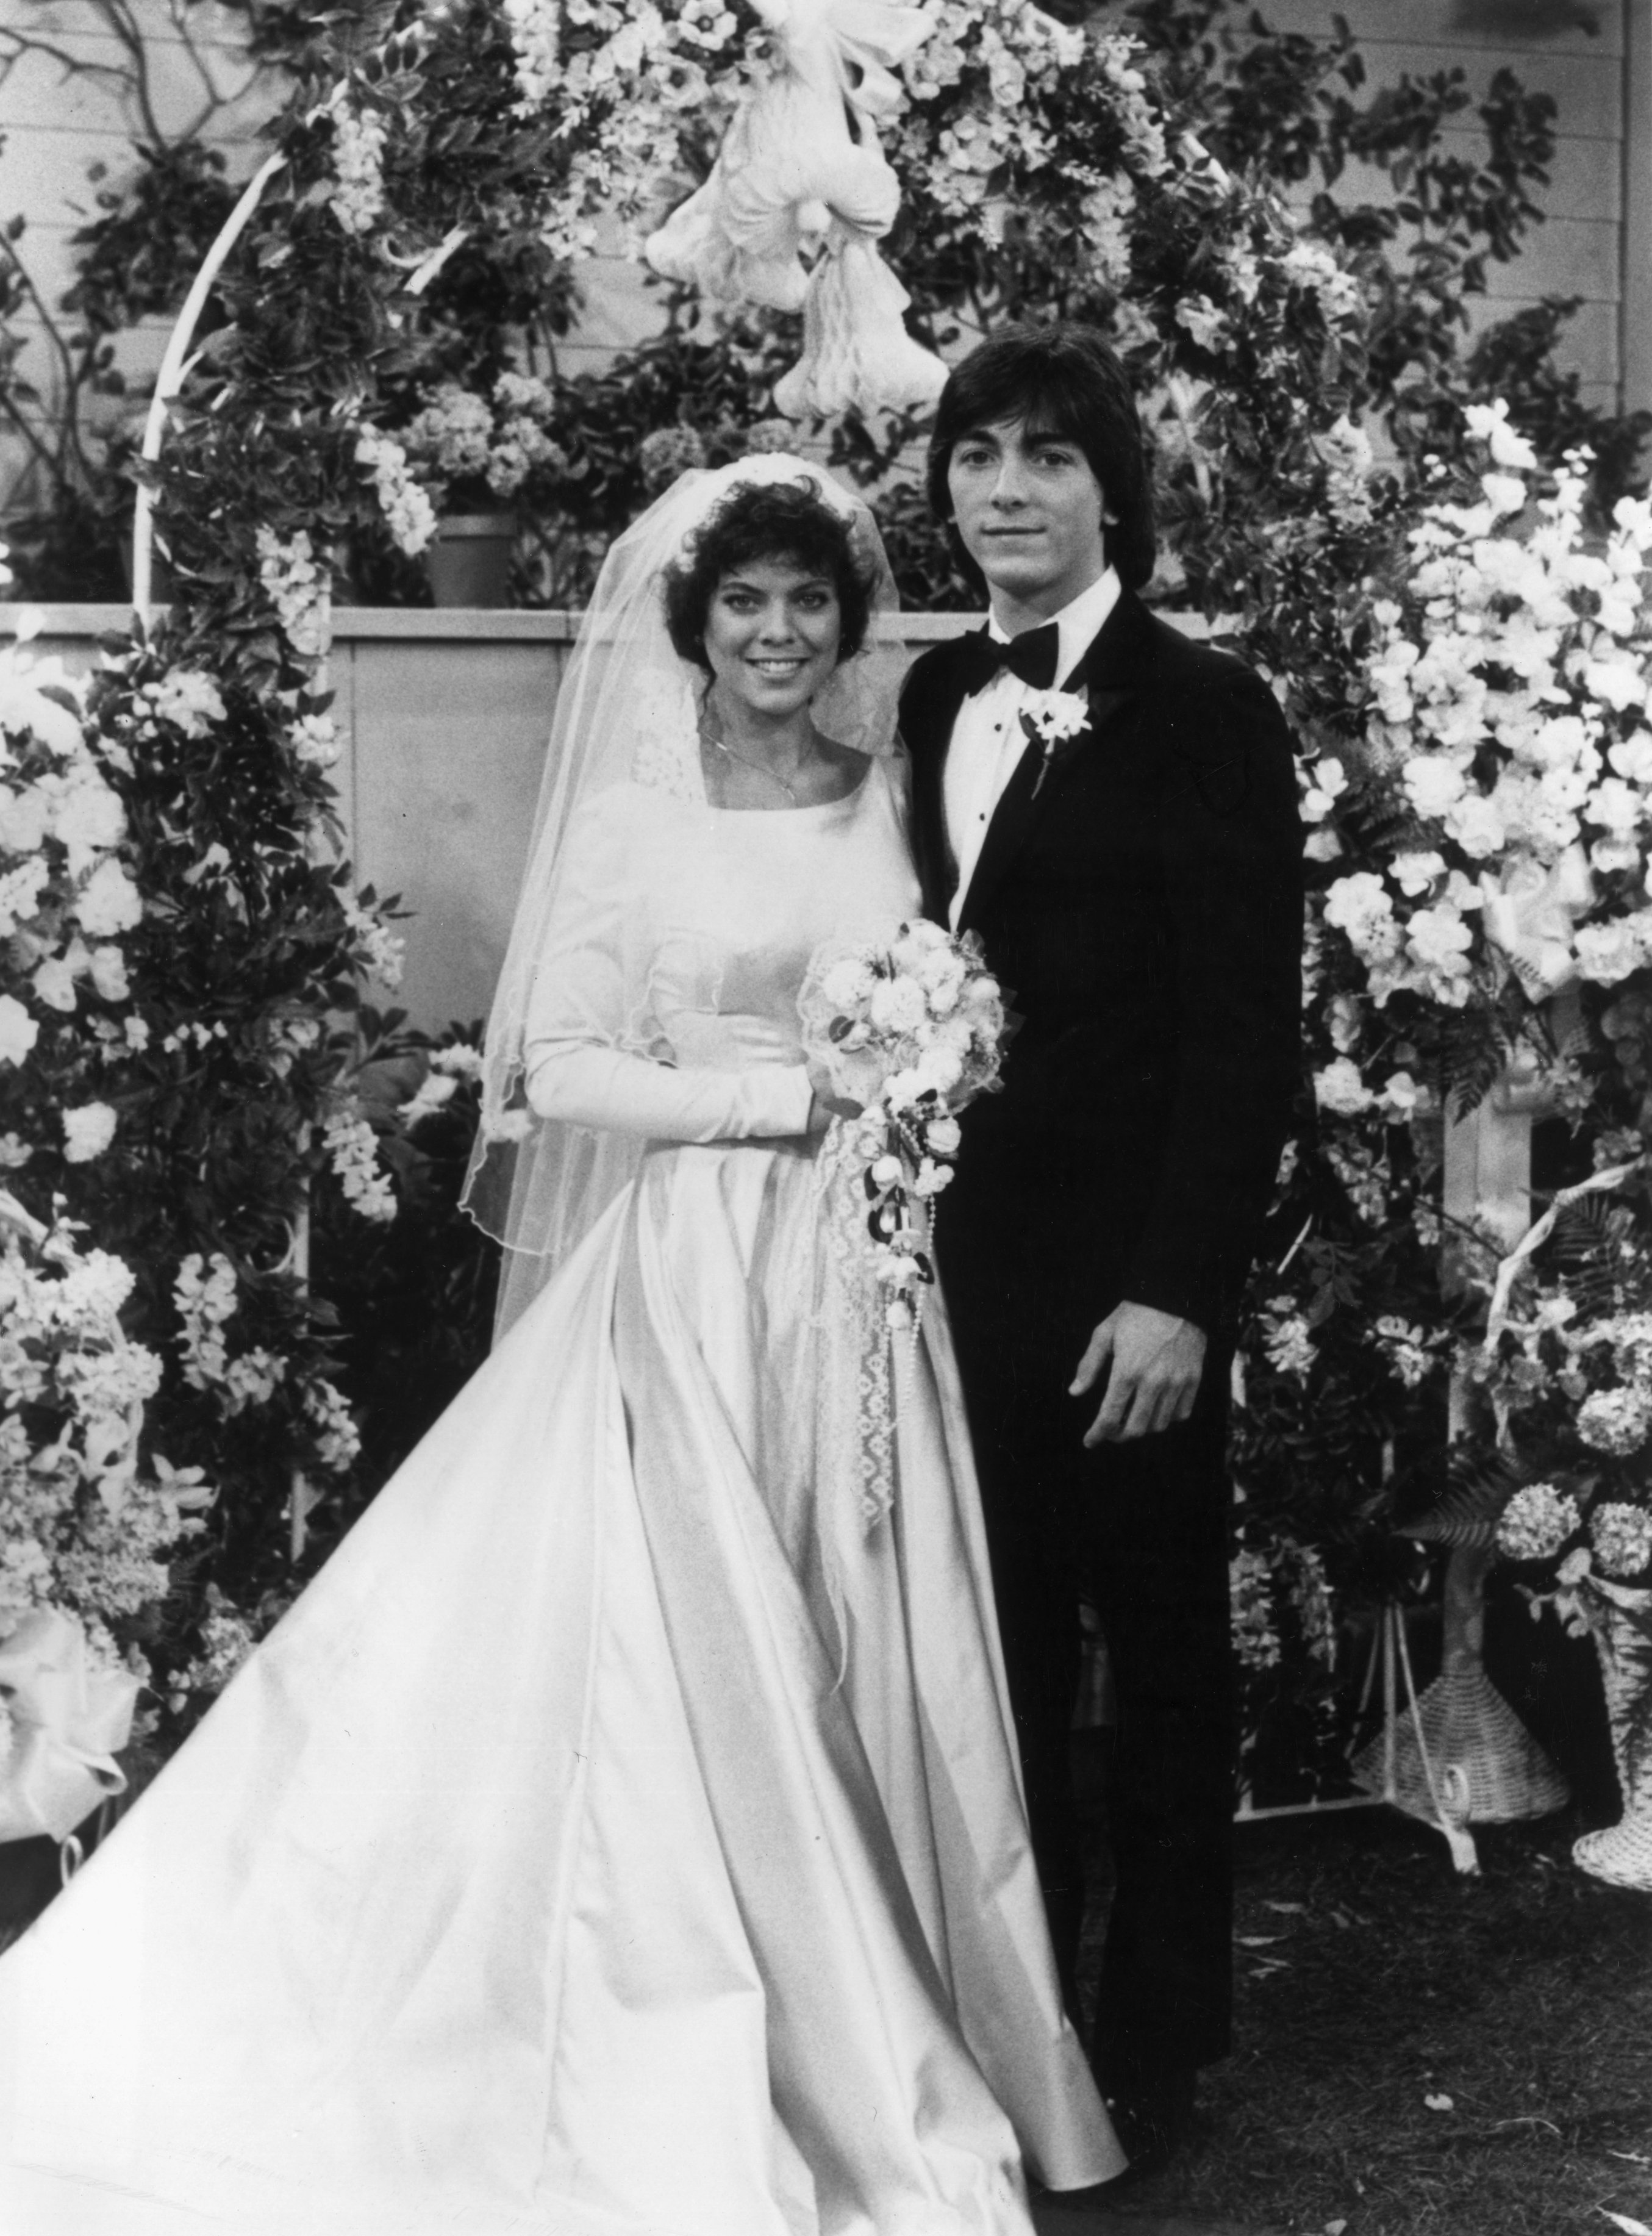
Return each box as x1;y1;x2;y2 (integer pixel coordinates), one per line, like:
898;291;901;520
1398;1447;1525;1548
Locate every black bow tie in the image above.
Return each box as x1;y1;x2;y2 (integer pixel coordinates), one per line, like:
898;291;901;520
956;621;1060;697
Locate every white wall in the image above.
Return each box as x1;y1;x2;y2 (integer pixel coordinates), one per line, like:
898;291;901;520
0;0;277;502
1162;0;1634;416
0;603;978;1028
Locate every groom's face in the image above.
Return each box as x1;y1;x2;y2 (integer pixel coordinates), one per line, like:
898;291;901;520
945;417;1115;618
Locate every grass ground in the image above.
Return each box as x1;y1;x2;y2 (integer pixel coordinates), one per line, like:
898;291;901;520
1087;1804;1652;2236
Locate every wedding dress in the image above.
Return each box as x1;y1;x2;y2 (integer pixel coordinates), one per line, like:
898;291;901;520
0;751;1121;2235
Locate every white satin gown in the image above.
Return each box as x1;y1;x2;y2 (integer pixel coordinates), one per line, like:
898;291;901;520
0;754;1122;2234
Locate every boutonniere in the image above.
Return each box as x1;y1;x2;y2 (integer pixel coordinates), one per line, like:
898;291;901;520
1019;686;1091;797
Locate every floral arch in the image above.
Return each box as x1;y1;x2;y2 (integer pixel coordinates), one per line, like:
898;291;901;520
0;0;1648;1866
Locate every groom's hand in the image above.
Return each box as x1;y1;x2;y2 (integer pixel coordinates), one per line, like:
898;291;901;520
1071;1302;1207;1446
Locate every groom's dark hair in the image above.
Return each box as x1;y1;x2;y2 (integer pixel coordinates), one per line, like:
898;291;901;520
926;323;1156;591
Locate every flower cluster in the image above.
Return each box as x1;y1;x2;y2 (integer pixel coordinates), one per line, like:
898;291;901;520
1497;1481;1581;1563
639;423;708;494
324;1106;396;1224
399;374;566;511
165;1585;260;1713
256;528;330;658
0;1203;211;1684
1229;1533;1337;1675
327;101;389;236
1476;1219;1652;1586
0;632;142;1159
1318;421;1652;1017
799;920;1007;1336
341;890;404;989
520;0;745;257
503;0;560;108
356;429;438;556
174;1252;289;1416
304;1377;361;1473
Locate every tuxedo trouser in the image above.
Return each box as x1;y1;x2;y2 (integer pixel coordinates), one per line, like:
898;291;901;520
941;1250;1237;2082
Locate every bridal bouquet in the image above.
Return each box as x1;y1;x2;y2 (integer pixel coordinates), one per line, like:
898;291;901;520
799;920;1008;1334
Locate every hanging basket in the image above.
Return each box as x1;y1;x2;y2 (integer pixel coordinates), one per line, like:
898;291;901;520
1572;1576;1652;1893
424;512;517;608
1351;1658;1570;1827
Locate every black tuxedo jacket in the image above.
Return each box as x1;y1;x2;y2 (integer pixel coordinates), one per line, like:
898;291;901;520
901;590;1304;1344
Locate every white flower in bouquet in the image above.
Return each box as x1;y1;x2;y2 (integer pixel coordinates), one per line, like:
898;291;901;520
1443;789;1507;859
504;0;562;109
820;956;875;1010
356;430;438;558
0;1002;34;1069
0;786;48;855
73;857;141;937
1371;1314;1435;1389
1312;1056;1371;1115
1497;1481;1582;1561
89;945;129;1003
305;1377;362;1474
868;975;929;1036
399;1070;459;1130
431;1041;485;1081
1299;754;1346;825
221;1349;288;1416
1259;1298;1315;1381
52;1249;135;1327
798;920;1009;1343
341;891;404;989
256;528;330;658
61;1102;116;1164
1378;1069;1425;1119
1229;1547;1281;1672
1464;400;1539;471
1323;872;1400;961
1576;1384;1652;1457
328;102;388;235
291;712;342;770
175;1252;240;1390
1573;919;1643;987
324;1108;396;1224
1403;753;1470;820
1590;1501;1652;1580
0;859;49;941
141;670;226;742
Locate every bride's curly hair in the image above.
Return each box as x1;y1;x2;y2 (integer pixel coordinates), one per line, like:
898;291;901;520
662;479;879;671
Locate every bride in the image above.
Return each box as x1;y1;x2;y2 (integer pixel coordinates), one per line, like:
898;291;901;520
0;454;1123;2233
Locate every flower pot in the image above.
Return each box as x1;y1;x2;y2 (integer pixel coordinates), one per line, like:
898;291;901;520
1572;1575;1652;1891
425;512;516;609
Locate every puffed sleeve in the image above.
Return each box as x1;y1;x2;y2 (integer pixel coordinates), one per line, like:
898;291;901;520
521;794;814;1142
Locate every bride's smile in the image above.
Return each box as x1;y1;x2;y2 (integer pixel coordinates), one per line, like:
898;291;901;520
702;555;843;723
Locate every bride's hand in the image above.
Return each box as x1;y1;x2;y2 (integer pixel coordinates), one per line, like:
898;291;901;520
806;1058;861;1133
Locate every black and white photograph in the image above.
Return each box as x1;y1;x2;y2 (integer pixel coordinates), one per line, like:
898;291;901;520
0;1;1643;2231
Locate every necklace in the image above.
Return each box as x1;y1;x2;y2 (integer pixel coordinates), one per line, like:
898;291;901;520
699;710;812;804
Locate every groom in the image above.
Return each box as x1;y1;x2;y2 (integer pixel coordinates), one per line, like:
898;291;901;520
901;324;1303;2174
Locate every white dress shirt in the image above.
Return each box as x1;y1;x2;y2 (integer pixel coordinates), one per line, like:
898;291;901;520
943;567;1121;930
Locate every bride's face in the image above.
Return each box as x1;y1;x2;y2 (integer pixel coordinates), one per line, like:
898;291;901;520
702;554;842;723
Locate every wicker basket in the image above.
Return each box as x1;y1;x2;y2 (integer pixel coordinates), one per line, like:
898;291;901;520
1352;1658;1570;1827
1572;1578;1652;1893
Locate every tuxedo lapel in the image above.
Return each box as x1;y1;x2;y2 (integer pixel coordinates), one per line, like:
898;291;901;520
903;647;973;923
955;592;1154;937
